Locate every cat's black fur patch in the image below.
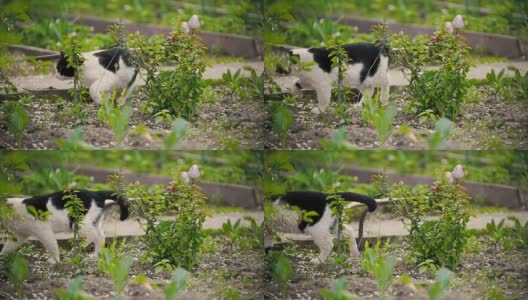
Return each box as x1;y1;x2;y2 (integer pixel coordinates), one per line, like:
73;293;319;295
56;51;75;77
279;191;377;232
307;43;388;82
22;189;129;227
93;48;132;73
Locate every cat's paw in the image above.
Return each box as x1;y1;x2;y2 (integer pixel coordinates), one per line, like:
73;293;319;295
310;257;322;264
311;107;322;114
47;257;59;265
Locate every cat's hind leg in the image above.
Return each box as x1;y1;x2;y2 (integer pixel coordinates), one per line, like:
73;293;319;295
307;225;334;264
344;224;360;257
29;223;60;264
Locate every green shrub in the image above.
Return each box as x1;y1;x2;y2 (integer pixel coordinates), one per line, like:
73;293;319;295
1;99;30;148
4;252;29;300
132;28;206;120
391;25;471;120
127;178;207;270
388;176;471;269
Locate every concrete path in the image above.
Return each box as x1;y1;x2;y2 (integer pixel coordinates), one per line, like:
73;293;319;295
281;211;528;242
45;211;262;241
274;61;528;92
3;61;263;93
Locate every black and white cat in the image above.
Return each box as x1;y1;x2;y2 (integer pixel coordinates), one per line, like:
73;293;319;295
0;189;129;264
271;191;377;263
56;48;138;104
288;42;390;113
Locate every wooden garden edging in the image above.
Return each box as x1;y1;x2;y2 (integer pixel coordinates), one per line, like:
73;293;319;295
74;16;263;58
339;15;523;58
67;166;262;209
339;165;527;209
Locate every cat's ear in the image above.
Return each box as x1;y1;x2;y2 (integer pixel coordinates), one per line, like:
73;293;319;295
59;51;65;57
288;50;293;56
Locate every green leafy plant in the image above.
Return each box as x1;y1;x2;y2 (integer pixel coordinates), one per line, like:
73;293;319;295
1;98;30;147
361;240;395;299
97;244;134;298
428;268;451;300
485;219;507;247
320;276;357;300
272;105;293;148
163;118;188;150
4;252;29;300
62;35;86;104
387;176;471;269
427;118;453;150
222;219;244;250
270;252;293;300
164;268;187;300
97;94;133;145
508;216;528;250
62;191;87;258
361;95;397;145
55;277;94;300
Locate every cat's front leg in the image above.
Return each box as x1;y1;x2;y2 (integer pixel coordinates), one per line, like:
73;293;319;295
312;86;332;114
309;229;334;264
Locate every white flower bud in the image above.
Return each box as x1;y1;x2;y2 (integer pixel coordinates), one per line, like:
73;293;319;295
452;165;464;179
445;22;453;34
181;171;190;184
452;15;464;29
189;15;200;30
445;171;454;184
189;164;200;179
181;22;190;34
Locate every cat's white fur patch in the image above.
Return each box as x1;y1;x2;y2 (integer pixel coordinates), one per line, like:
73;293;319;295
1;197;111;264
271;199;358;264
56;50;137;105
290;48;390;113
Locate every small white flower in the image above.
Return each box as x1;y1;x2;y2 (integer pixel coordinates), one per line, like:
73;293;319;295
181;21;190;34
181;171;190;184
452;164;464;179
445;171;454;184
189;164;200;179
189;15;200;30
445;21;453;34
452;15;464;29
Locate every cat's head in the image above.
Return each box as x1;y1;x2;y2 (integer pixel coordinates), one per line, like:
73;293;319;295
55;51;76;79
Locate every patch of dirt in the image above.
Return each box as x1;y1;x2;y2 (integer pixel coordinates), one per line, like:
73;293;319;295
264;84;527;149
0;88;264;149
264;238;528;299
0;235;263;299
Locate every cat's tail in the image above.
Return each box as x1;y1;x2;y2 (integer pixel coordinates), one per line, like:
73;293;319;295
336;192;377;212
